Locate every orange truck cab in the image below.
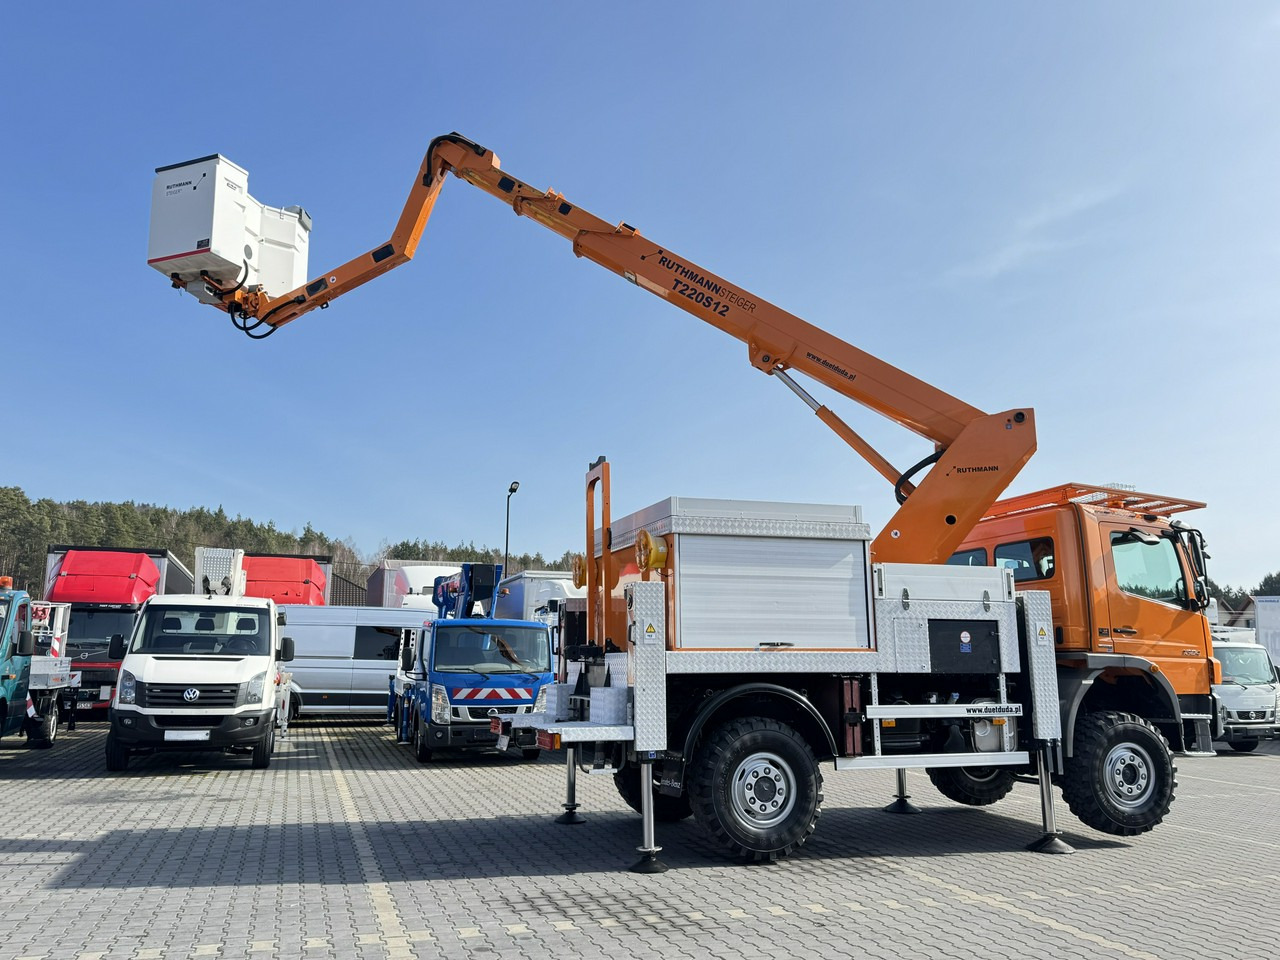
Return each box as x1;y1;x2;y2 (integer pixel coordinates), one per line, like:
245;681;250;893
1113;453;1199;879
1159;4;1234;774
955;484;1218;756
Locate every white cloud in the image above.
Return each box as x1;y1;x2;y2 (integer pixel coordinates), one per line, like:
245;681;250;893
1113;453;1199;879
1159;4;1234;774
947;184;1123;281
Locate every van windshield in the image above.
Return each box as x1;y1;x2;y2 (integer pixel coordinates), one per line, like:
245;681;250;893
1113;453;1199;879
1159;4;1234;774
132;606;270;656
431;624;550;674
1217;646;1276;685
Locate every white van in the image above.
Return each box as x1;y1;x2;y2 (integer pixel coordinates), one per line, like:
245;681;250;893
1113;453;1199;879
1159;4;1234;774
106;593;293;771
280;605;432;716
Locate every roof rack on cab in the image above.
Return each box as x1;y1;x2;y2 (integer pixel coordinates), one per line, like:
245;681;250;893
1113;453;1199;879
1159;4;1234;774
985;483;1206;520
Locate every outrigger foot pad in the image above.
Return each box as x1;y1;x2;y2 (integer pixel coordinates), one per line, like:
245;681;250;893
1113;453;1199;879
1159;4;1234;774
1027;833;1075;854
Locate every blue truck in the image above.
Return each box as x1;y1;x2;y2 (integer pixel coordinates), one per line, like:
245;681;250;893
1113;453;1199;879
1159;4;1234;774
388;563;553;761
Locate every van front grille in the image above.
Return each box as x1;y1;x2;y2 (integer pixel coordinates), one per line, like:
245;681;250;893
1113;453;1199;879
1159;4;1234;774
142;683;240;709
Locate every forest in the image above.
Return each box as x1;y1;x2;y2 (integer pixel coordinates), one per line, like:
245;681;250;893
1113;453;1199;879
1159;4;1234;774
0;487;568;598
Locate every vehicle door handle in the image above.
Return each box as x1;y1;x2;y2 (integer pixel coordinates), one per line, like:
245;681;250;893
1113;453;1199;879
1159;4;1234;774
1113;627;1138;636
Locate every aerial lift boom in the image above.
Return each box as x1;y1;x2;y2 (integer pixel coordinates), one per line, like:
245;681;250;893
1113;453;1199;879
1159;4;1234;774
197;133;1037;563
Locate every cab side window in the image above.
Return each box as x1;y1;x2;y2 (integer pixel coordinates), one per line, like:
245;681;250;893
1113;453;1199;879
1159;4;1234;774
947;548;987;567
1110;532;1182;604
994;538;1055;582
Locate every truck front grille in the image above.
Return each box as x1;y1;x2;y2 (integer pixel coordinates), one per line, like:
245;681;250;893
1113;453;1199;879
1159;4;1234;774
1231;708;1274;721
462;704;527;722
79;669;119;686
143;683;240;709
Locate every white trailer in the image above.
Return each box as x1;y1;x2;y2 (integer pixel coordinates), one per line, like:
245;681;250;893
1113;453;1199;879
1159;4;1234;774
1255;596;1280;665
493;571;583;622
365;561;460;609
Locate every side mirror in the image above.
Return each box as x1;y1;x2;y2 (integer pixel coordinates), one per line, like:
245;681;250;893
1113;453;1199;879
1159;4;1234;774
108;635;126;660
277;611;287;627
1193;576;1211;611
400;645;414;673
279;636;295;663
15;630;34;657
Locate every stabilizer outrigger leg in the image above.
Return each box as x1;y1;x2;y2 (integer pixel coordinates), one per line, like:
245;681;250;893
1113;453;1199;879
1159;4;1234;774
1027;742;1074;854
555;745;587;825
882;768;922;815
630;759;668;873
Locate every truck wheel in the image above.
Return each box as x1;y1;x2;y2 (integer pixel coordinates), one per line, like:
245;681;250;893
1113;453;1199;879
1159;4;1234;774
1061;711;1175;836
926;765;1015;806
289;695;301;722
36;706;59;748
1230;740;1260;753
689;717;823;862
105;732;130;772
614;765;693;822
251;725;275;769
413;716;433;762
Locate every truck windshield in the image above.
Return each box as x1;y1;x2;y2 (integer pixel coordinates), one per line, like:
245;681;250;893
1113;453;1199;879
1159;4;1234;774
1217;647;1276;685
65;609;137;659
431;624;550;674
132;605;270;656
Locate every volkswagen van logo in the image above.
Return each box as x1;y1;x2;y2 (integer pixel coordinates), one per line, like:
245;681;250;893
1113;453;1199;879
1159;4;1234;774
183;688;200;702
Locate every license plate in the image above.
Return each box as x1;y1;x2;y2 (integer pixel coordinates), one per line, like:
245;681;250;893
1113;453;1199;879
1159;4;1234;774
163;730;211;742
75;702;98;710
497;734;509;751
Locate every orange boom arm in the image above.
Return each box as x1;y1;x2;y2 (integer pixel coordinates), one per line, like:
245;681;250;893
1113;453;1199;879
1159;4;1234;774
217;134;1036;563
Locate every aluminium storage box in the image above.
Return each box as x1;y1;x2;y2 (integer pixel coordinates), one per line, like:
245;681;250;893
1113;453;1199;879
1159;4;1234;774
603;497;874;651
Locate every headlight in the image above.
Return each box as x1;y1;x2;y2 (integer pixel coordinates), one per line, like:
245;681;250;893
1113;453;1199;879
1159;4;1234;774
246;671;268;704
117;670;136;705
533;685;548;714
430;684;451;724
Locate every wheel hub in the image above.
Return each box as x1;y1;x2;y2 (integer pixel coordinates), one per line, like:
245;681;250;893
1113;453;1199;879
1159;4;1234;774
730;751;796;828
1104;743;1153;808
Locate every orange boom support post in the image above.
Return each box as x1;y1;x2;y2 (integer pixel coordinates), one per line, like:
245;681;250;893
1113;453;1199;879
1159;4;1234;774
212;134;1035;564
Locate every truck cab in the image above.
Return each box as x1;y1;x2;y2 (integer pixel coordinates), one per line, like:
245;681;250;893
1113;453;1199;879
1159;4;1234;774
955;484;1217;754
1210;637;1280;752
0;580;36;741
396;617;552;761
106;593;294;771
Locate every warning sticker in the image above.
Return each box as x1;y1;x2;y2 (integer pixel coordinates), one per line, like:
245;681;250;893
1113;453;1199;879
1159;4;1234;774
960;629;972;654
643;621;658;644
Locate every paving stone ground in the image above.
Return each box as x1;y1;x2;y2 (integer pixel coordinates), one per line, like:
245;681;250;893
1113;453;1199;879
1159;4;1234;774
0;718;1275;960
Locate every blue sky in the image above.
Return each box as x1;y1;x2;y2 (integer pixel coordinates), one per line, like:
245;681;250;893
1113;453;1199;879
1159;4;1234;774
3;3;1277;588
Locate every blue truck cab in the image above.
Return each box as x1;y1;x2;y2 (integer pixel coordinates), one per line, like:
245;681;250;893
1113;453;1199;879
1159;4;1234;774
394;617;552;760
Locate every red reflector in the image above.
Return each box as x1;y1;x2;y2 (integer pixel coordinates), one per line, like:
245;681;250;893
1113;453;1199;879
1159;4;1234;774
489;717;502;733
536;730;560;750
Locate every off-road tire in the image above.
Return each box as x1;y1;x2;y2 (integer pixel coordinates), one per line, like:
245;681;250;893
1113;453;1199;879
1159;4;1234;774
1230;739;1260;753
251;725;275;769
521;748;542;762
927;765;1016;806
689;717;823;862
413;714;433;763
1062;711;1175;836
614;765;694;822
105;732;130;772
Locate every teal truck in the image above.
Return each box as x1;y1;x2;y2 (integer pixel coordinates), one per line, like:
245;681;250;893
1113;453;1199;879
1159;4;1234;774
0;576;75;747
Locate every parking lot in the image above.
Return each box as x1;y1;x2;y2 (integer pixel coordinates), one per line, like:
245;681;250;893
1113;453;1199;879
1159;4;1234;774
1;720;1277;960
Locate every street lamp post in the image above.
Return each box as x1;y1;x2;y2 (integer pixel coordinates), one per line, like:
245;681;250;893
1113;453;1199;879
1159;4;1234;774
504;481;520;575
